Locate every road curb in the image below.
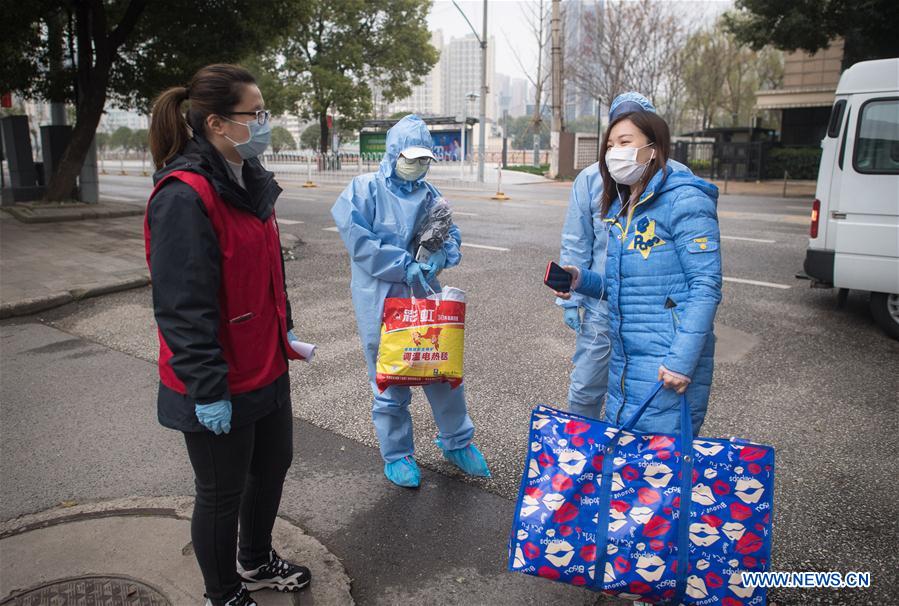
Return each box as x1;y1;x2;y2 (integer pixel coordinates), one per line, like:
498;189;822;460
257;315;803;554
1;202;144;224
0;275;150;320
0;496;354;606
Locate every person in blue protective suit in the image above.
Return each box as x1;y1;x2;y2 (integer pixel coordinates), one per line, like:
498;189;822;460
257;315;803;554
331;115;490;488
558;159;611;420
552;98;722;436
559;93;692;421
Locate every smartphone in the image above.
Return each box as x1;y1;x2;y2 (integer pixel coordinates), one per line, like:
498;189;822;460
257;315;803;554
544;261;572;293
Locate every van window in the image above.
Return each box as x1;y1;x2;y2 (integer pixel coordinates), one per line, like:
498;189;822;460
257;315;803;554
839;108;851;170
853;98;899;174
827;100;846;138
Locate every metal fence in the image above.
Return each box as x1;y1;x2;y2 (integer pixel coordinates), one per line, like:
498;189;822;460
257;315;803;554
670;141;820;181
671;141;716;178
97;150;530;191
97;141;820;186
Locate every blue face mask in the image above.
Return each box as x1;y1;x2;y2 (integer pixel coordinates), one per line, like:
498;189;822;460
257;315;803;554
224;117;271;159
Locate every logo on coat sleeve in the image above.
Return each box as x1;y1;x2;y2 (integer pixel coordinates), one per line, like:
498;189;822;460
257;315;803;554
628;217;665;259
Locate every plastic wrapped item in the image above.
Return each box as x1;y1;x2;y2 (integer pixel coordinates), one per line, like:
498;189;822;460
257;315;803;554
415;196;455;263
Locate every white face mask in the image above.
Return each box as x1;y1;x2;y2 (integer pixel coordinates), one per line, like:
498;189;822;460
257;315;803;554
395;156;430;181
606;143;654;185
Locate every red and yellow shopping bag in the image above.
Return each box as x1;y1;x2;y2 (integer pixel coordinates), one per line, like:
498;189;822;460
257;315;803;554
375;288;465;392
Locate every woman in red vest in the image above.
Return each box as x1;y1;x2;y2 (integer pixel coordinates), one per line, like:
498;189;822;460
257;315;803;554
146;64;309;606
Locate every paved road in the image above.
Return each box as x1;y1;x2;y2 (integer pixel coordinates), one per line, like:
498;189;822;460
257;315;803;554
4;173;897;604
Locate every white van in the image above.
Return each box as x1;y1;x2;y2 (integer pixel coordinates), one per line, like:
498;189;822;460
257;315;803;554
803;58;899;339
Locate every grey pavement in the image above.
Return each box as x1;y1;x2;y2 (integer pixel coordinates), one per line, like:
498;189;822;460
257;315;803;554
1;172;897;605
0;496;351;606
0;203;298;319
0;210;149;318
1;320;604;606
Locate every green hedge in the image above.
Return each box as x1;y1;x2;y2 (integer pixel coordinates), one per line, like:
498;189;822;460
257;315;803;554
505;164;549;176
765;147;822;180
688;159;712;171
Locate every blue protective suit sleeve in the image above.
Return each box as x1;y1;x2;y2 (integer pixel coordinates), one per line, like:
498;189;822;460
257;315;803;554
558;171;595;309
573;266;607;300
332;178;414;283
443;222;462;268
661;188;723;378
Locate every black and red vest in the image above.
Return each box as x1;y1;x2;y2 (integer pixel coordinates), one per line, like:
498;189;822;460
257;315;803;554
144;170;302;396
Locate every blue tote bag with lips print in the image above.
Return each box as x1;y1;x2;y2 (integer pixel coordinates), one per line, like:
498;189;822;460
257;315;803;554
508;382;775;605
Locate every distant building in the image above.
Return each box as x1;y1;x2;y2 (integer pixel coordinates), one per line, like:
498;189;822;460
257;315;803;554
562;0;598;121
441;33;496;122
508;78;529;117
755;39;844;145
372;30;444;117
99;108;148;133
494;72;511;119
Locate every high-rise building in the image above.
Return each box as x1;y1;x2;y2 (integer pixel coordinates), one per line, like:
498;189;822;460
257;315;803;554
441;33;496;123
508;78;529;117
99;108;148;133
562;0;598;120
372;30;444;118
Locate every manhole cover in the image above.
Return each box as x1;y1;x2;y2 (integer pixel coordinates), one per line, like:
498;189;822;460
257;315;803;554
1;575;171;606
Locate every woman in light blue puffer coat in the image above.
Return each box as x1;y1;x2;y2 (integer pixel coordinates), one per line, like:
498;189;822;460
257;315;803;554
555;100;722;435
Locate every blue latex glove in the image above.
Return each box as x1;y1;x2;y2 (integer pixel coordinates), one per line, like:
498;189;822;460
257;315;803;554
287;329;299;343
404;261;432;290
564;307;581;332
425;248;447;282
195;400;232;435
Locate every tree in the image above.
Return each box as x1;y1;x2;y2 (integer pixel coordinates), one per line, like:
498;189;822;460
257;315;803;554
300;124;321;151
0;1;290;201
109;126;134;151
259;0;437;153
721;45;783;127
505;0;552;136
270;126;296;153
568;0;694;134
683;30;730;131
130;128;149;153
566;115;598;135
95;132;111;153
504;115;550;150
300;121;355;151
723;0;899;69
682;21;784;131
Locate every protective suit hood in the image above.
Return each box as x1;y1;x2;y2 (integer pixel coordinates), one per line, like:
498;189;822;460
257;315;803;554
655;161;719;200
378;114;434;193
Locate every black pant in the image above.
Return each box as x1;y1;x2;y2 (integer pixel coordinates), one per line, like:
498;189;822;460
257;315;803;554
183;394;293;603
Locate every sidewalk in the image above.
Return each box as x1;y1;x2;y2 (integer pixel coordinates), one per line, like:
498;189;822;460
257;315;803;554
0;211;149;318
0;321;609;606
0;322;352;605
0;208;301;319
709;178;816;198
0;497;352;605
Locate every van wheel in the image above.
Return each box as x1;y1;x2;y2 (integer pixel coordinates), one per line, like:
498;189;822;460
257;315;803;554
870;292;899;340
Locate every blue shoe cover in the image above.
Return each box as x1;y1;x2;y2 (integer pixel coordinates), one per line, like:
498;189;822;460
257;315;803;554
384;456;421;488
438;441;491;477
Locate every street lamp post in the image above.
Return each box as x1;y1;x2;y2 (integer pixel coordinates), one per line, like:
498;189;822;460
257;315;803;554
461;91;478;180
461;103;466;180
452;0;488;183
477;0;488;183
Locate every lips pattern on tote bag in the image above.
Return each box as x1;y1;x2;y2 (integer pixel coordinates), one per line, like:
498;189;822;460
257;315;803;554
508;398;775;605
